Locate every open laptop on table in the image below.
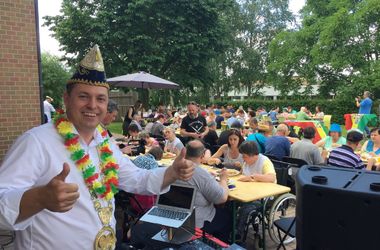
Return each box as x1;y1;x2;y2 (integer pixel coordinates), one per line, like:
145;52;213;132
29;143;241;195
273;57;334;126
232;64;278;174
139;183;196;229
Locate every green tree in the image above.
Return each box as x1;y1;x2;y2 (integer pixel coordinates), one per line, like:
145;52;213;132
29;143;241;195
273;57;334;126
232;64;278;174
41;53;71;107
231;0;295;97
268;0;380;100
44;0;236;105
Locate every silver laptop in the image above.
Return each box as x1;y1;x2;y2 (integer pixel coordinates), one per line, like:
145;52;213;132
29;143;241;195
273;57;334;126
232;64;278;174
139;183;196;228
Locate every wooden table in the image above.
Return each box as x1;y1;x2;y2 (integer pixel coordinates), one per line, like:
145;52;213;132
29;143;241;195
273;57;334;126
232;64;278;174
199;165;291;248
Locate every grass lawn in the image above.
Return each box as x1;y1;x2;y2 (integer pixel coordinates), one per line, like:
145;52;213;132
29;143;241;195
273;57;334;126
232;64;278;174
108;122;123;135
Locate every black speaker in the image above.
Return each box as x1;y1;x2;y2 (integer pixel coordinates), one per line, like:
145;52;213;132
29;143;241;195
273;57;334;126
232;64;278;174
296;165;380;250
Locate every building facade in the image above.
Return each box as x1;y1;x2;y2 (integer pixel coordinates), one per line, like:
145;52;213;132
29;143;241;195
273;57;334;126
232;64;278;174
0;0;41;162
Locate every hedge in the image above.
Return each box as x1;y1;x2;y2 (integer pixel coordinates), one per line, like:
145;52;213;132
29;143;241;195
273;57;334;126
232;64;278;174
213;98;380;125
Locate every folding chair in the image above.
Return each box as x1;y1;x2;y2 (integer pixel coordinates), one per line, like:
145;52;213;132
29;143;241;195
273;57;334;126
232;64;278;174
114;191;145;242
264;153;280;161
274;217;296;250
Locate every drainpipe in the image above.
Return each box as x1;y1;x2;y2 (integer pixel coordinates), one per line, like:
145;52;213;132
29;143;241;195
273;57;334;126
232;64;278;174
34;0;44;124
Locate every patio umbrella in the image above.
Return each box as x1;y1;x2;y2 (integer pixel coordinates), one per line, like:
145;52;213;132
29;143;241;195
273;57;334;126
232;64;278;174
107;71;180;89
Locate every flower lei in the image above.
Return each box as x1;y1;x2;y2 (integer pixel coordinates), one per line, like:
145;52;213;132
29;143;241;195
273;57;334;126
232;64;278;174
53;109;119;201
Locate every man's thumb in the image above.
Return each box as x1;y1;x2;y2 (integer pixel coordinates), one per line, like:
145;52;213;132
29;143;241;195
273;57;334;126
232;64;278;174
55;163;70;181
176;148;186;161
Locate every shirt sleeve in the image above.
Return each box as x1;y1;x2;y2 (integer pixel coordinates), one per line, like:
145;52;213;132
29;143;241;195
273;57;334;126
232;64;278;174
0;132;45;230
195;168;225;204
113;145;169;195
262;158;276;175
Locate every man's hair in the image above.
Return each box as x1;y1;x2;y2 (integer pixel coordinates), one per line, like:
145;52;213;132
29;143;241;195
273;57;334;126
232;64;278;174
107;99;119;113
156;114;165;120
346;130;363;143
231;121;243;129
139;131;150;139
185;140;205;159
239;141;259;156
148;146;163;160
128;124;140;133
303;126;316;139
276;124;288;134
249;117;258;125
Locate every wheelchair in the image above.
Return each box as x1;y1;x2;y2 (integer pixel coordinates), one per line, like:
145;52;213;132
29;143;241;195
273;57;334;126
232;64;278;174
239;160;296;247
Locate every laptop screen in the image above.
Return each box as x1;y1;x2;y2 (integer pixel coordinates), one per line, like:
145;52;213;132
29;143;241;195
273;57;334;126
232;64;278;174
158;185;194;209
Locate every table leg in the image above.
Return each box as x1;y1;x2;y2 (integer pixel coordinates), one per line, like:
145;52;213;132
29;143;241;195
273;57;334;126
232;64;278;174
232;200;236;243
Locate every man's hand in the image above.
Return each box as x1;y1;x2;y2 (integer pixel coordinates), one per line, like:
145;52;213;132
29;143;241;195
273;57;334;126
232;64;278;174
162;148;195;188
171;148;195;181
42;163;80;212
219;168;228;182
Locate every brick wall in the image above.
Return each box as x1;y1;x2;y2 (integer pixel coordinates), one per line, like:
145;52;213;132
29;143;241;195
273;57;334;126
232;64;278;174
0;0;41;163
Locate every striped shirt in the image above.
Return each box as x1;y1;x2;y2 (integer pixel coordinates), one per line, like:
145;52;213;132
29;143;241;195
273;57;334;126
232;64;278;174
327;145;365;169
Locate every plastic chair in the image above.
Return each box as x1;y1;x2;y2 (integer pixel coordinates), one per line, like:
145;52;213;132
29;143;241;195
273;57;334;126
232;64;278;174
323;115;332;130
282;156;308;168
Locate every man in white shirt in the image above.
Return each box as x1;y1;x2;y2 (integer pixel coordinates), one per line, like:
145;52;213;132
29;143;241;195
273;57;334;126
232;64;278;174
0;45;194;250
43;95;56;122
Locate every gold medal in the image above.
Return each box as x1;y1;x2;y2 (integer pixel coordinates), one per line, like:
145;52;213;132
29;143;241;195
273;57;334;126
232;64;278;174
94;201;116;250
94;226;116;250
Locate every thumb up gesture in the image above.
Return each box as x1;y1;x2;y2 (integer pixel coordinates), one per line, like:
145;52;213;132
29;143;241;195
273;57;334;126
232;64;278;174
43;163;80;212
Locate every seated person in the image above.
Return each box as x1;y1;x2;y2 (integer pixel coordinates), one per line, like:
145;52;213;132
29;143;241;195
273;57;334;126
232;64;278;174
131;146;164;214
235;141;276;240
150;114;165;138
361;128;380;156
246;123;270;153
316;123;346;150
130;140;231;247
119;124;146;156
264;124;291;160
208;129;245;168
139;131;159;148
238;141;276;183
290;127;325;165
328;130;373;170
218;121;243;146
314;106;324;119
296;106;311;120
163;127;184;155
203;121;219;154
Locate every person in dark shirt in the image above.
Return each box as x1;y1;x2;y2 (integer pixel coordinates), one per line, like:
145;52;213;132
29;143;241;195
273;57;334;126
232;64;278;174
328;130;374;169
180;101;209;143
215;111;225;129
203;121;219;154
264;124;291;160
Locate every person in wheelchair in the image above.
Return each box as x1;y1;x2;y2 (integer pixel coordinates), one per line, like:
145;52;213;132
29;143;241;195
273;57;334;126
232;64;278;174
235;141;277;243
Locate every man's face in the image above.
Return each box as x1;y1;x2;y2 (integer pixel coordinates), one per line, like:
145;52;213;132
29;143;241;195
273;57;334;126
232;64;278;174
64;84;108;134
187;104;198;119
242;154;258;165
102;110;118;126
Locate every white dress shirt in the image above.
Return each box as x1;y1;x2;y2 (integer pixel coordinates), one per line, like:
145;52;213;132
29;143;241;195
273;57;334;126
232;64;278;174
0;123;167;250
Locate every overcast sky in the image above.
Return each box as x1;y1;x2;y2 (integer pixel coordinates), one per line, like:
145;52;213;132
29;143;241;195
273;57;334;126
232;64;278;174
38;0;306;56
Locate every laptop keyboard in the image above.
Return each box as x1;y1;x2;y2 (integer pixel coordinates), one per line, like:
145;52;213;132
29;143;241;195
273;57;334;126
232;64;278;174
148;207;188;220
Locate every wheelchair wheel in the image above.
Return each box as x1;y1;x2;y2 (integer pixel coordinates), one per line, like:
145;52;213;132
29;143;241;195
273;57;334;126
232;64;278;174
267;193;296;245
